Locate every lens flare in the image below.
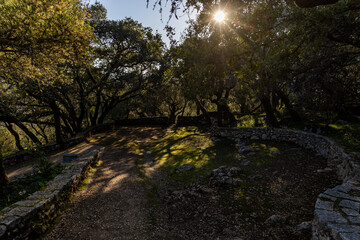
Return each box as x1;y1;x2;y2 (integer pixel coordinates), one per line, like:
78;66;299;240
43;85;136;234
214;11;225;23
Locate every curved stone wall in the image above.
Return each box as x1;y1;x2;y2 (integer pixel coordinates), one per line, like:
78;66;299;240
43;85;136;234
213;127;360;240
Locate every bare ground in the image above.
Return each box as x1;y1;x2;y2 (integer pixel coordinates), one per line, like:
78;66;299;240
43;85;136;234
43;127;340;240
44;127;170;240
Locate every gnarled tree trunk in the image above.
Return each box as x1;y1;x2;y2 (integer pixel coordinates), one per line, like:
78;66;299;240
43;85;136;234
5;123;24;151
261;95;280;128
0;144;9;188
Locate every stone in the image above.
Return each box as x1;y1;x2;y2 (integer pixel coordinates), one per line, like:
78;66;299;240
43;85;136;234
339;200;360;212
211;137;221;142
327;224;360;234
15;200;40;207
339;232;360;240
209;166;243;186
314;210;347;224
318;193;337;201
63;154;78;163
296;221;312;231
238;145;253;154
175;164;195;173
250;136;259;140
1;216;20;228
269;150;280;155
342;208;360;217
348;216;360;224
0;225;6;237
239;159;250;166
315;199;334;211
324;189;360;202
7;207;35;221
316;168;333;173
264;215;287;225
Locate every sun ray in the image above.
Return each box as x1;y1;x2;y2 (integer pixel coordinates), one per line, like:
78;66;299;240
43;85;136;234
214;10;225;23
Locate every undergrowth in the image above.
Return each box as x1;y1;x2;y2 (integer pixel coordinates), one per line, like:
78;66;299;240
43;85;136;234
0;151;64;210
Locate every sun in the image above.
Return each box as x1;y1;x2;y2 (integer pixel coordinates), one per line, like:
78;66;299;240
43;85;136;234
214;10;225;23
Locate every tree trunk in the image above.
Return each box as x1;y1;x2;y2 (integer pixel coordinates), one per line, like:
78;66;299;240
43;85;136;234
5;123;24;151
49;101;64;146
4;117;41;145
216;103;224;127
0;145;9;188
261;95;280;127
222;103;237;126
195;99;211;123
169;105;177;125
276;90;302;122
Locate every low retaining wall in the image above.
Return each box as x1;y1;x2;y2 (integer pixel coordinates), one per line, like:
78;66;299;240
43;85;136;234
115;117;170;126
0;147;104;240
214;127;360;240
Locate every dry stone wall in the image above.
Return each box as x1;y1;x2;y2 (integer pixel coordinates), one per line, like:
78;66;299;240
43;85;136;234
0;147;104;240
213;127;360;240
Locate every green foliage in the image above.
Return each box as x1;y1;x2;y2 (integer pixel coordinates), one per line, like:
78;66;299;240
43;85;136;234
151;127;239;185
0;0;94;83
0;158;64;210
32;151;56;177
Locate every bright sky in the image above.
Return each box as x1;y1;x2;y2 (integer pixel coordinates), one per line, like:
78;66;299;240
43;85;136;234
88;0;194;46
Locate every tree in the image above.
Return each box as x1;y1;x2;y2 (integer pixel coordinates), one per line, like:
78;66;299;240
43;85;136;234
85;18;165;125
0;0;94;84
0;0;94;187
0;142;9;188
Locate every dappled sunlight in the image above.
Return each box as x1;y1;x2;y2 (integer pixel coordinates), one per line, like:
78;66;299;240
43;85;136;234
103;173;130;193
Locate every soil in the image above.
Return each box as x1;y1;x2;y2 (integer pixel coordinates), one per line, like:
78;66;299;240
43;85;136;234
43;127;340;240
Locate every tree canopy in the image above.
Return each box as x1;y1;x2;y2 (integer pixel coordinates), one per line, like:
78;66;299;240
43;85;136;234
0;0;359;186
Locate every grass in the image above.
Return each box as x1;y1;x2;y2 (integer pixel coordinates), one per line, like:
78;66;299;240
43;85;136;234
151;127;240;186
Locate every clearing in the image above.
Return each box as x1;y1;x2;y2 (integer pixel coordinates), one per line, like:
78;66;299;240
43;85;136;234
44;126;339;240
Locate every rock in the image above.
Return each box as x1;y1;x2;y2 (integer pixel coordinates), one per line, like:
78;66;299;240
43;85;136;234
249;174;262;180
0;225;6;237
265;215;287;225
209;166;243;186
269;150;280;155
316;168;333;173
238;145;253;154
175;164;195;173
339;200;360;212
211;137;221;142
250;136;259;140
240;159;250;166
296;221;312;232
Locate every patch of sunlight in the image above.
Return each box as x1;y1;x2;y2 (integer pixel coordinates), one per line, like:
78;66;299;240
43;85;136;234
103;173;129;193
268;147;280;152
234;189;245;201
328;124;344;130
157;153;170;165
170;149;183;155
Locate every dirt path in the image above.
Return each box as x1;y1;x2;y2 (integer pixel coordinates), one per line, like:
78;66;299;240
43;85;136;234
44;127;169;240
42;126;340;239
